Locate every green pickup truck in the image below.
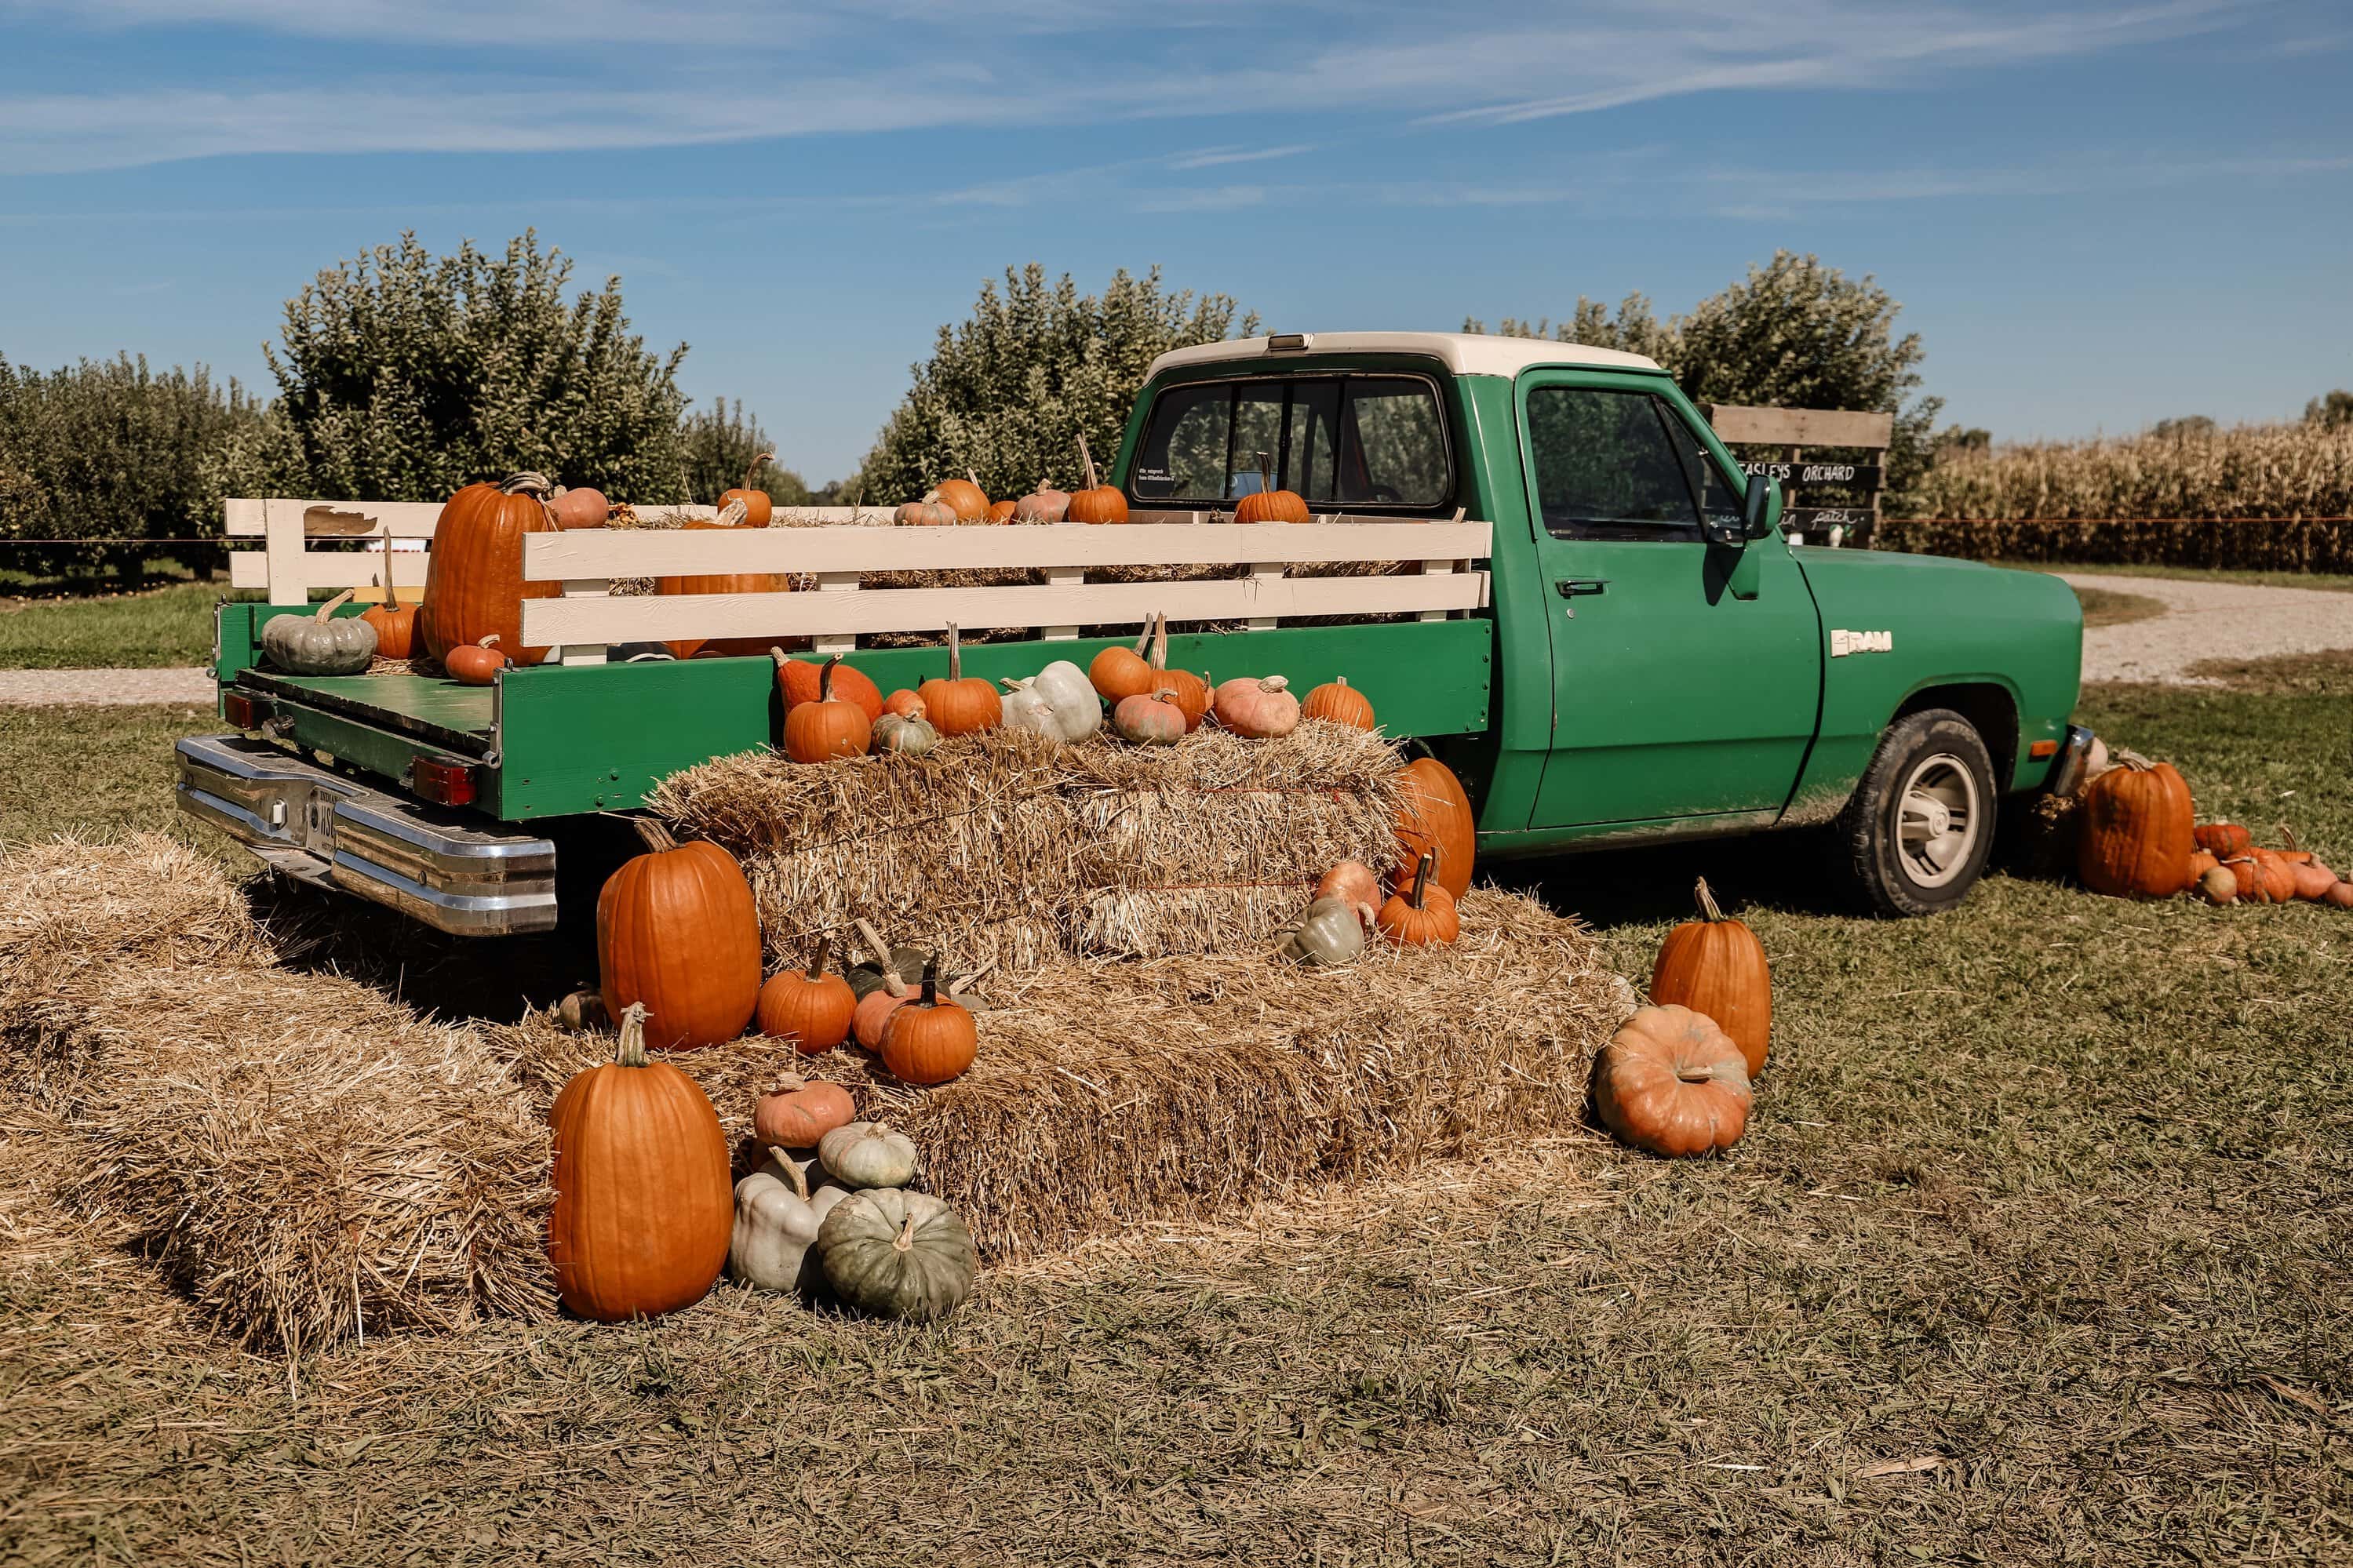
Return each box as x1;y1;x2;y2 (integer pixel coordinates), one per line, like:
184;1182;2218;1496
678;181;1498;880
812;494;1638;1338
179;331;2089;933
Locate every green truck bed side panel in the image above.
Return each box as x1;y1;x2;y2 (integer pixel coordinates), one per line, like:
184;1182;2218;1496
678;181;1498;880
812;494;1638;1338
1784;552;2084;813
490;619;1490;820
264;672;496;737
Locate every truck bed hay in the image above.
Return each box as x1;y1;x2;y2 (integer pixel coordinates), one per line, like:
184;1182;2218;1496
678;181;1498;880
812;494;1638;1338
649;723;1406;968
1;838;1627;1352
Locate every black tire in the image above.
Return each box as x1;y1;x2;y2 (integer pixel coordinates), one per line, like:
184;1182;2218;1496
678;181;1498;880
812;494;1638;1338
1830;708;1998;917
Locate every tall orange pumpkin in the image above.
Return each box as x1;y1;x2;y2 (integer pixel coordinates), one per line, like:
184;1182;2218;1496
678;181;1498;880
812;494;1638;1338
1648;878;1771;1076
359;529;417;659
1233;450;1312;525
916;621;1001;737
1393;756;1475;899
546;1002;733;1322
2075;755;2195;898
597;819;762;1050
1065;432;1128;525
419;471;561;665
657;498;791;659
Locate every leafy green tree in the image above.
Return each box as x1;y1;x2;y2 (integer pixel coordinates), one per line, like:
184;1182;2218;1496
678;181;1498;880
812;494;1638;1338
680;398;810;508
0;353;261;581
857;265;1258;504
2304;390;2353;429
228;231;693;504
2151;415;2216;442
1470;252;1943;496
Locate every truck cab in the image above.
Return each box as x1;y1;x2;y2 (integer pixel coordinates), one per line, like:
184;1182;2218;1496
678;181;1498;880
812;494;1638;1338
180;331;2087;930
1123;332;2087;912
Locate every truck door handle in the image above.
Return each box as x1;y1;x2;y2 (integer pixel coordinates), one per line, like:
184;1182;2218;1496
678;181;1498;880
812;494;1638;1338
1554;579;1608;598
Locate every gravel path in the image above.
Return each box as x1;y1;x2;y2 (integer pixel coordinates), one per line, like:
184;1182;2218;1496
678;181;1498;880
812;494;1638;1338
0;667;215;706
2059;572;2353;685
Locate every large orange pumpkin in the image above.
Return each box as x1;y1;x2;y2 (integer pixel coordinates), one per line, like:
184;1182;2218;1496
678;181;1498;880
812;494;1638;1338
1233;451;1311;525
932;473;989;523
419;471;561;665
2075;755;2195;898
657;499;791;659
546;1002;733;1322
916;621;1001;737
596;819;762;1050
1592;1005;1752;1158
1648;878;1771;1076
1393;756;1475;899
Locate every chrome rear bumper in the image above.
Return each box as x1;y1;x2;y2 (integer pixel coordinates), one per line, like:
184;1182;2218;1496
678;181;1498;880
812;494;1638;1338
2044;723;2097;798
174;734;556;935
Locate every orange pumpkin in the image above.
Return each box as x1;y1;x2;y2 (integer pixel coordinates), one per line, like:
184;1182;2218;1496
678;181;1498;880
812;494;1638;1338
1232;450;1311;525
418;471;561;665
985;500;1019;525
895;496;959;526
1158;667;1211;732
752;1074;858;1149
2326;880;2353;910
717;451;776;527
1316;860;1382;924
658;499;791;659
1648;878;1771;1076
546;1002;732;1322
444;634;510;686
1376;850;1459;946
916;622;1001;737
879;959;977;1086
1393;756;1476;899
881;688;925;719
1301;676;1375;731
773;649;883;722
783;655;873;762
1592;1005;1752;1158
2187;849;2220;881
2075;755;2195;898
2248;848;2300;904
2193;822;2252;857
1065;432;1128;524
550;486;610;529
755;940;858;1056
359;529;417;658
596;819;762;1050
1014;483;1070;523
932;473;989;523
1089;617;1160;704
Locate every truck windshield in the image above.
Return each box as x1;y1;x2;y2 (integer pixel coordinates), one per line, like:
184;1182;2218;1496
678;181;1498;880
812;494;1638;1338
1129;375;1450;509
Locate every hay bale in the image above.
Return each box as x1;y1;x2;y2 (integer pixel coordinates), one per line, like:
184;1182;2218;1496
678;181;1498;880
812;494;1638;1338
651;723;1406;967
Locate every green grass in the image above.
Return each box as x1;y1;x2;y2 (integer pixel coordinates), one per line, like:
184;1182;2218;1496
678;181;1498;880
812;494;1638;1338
0;701;227;846
0;579;226;669
3;673;2350;1564
2000;558;2353;593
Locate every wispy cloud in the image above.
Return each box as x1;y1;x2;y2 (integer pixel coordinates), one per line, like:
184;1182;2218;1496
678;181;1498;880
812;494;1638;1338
0;0;2283;173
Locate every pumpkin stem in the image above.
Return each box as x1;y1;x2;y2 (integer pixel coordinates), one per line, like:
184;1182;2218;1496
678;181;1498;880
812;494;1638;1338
1260;675;1288;693
1409;849;1434;911
967;467;982;490
716;497;749;528
378;525;393;595
1131;617;1153;657
1078;431;1099;491
918;955;940;1007
945;621;962;682
1149;611;1168;674
893;1211;916;1253
1693;877;1727;922
1255;449;1273;493
615;1002;650;1067
500;472;554;497
315;588;356;622
818;653;841;704
741;451;774;493
2281;822;2305;855
854;918;910;997
479;634;500;650
804;938;829;981
770;646;789;672
632;817;679;854
774;1151;811;1202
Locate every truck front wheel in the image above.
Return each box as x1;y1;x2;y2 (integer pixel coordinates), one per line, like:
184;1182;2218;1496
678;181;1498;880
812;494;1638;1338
1832;708;1998;917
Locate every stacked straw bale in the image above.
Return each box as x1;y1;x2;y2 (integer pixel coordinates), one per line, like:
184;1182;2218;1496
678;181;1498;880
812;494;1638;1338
2;832;1633;1350
649;723;1408;970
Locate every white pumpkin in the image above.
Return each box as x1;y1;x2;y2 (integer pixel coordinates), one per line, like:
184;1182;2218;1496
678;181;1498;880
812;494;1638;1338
1031;659;1102;739
999;678;1064;741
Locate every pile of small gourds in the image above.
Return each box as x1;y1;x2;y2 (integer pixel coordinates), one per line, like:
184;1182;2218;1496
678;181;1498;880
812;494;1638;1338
774;612;1380;765
891;437;1127;526
2075;751;2351;908
1278;756;1480;966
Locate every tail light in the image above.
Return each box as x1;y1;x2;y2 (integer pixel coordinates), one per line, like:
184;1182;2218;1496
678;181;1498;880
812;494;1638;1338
410;755;478;807
223;690;262;729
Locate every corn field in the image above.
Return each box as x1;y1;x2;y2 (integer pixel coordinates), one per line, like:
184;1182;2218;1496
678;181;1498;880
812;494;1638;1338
1883;421;2353;568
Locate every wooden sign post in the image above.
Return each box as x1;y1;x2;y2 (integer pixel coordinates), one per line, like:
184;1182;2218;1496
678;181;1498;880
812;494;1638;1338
1703;404;1896;548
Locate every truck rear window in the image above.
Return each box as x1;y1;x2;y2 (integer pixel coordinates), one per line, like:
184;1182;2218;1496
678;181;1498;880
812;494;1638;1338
1129;375;1451;510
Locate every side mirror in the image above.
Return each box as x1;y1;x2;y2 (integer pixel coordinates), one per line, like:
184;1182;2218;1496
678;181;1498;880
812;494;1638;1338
1739;471;1776;538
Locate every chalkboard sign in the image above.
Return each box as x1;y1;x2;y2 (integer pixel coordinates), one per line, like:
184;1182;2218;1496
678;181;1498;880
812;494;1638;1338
1740;460;1883;489
1783;507;1874;533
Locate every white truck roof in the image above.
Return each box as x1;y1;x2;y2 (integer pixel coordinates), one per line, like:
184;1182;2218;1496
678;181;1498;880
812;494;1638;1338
1146;331;1664;380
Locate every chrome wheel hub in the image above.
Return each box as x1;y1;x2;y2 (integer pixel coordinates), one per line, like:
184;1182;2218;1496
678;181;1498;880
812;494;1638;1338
1896;752;1980;890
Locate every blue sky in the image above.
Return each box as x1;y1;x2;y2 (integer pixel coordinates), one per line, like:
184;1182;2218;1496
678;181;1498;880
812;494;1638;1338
2;0;2348;483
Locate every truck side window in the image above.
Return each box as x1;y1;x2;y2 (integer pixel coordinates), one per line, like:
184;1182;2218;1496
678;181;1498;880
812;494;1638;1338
1527;387;1702;539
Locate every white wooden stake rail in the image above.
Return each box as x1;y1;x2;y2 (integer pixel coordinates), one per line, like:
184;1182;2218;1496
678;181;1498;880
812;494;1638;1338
225;500;1491;660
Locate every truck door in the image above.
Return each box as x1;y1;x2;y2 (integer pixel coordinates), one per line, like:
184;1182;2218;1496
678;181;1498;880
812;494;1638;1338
1518;371;1821;829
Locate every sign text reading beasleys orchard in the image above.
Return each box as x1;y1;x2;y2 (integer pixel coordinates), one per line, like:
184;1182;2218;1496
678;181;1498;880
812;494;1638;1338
1739;460;1883;488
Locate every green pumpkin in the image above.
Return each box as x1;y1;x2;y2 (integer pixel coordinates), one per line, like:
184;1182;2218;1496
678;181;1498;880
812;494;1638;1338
815;1188;975;1322
1275;896;1368;968
262;589;378;675
872;711;939;756
848;944;932;1001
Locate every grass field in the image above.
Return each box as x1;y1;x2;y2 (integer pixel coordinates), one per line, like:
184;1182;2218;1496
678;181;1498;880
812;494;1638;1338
3;666;2350;1565
0;579;224;668
2067;584;2163;628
